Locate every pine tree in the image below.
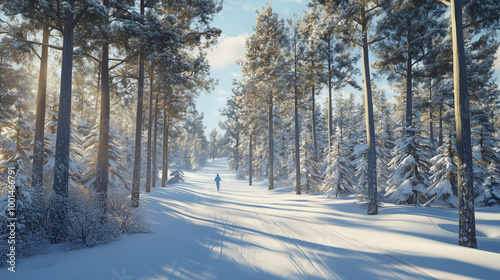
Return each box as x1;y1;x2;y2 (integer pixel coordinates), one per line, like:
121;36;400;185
323;128;354;198
426;130;458;207
300;4;360;157
130;0;147;208
241;4;287;190
313;0;381;214
299;131;323;194
373;0;446;131
437;0;500;248
476;162;500;206
373;89;396;196
386;112;432;205
220;94;243;172
208;129;220;161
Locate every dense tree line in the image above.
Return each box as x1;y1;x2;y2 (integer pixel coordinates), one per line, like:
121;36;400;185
0;0;220;264
220;1;500;248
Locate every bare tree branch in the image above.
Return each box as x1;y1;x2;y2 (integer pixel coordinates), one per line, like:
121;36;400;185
24;40;63;50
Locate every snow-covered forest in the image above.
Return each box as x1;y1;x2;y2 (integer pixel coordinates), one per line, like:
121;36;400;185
220;0;500;248
0;0;500;278
0;0;221;264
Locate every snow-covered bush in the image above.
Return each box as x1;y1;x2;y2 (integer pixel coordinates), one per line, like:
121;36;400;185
66;188;121;248
168;169;185;184
235;165;246;180
0;166;49;267
108;189;150;235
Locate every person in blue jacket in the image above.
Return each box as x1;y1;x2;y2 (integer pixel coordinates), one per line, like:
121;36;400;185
214;174;222;192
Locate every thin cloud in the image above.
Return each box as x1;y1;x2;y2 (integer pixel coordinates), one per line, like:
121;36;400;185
243;4;257;12
207;34;248;69
217;97;228;104
218;89;231;96
231;72;242;78
280;0;304;4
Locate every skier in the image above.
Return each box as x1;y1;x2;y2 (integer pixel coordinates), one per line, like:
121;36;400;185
214;174;222;192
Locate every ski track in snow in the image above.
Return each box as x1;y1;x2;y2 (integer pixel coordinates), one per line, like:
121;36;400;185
2;158;500;280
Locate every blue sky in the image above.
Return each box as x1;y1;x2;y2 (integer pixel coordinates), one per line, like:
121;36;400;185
197;0;500;135
197;0;309;134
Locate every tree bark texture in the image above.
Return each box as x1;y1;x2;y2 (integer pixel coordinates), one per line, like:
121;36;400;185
451;0;476;248
249;133;253;186
32;23;50;192
429;79;435;147
439;105;444;146
311;86;318;159
131;52;145;207
268;92;274;190
131;0;146;207
406;43;413;130
95;29;110;218
52;0;76;242
327;36;333;155
294;85;301;195
152;87;159;189
161;106;169;188
361;13;378;216
145;64;154;193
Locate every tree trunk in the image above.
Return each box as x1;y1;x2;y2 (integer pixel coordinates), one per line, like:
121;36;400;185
152;86;159;189
131;52;145;207
311;86;318;159
145;63;154;193
268;92;274;190
95;67;101;112
406;44;413;131
361;11;378;216
405;19;413;134
327;35;333;155
235;130;240;171
249;132;253;186
131;0;145;208
161;105;169;188
52;0;75;242
95;6;110;219
32;23;49;193
439;104;443;146
429;78;435;147
451;0;476;248
294;85;301;195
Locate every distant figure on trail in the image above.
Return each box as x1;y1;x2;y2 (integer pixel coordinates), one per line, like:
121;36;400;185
214;174;222;192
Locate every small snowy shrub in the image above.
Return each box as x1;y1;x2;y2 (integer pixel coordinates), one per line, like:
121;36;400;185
66;189;120;248
167;169;185;184
108;189;150;234
235;165;246;180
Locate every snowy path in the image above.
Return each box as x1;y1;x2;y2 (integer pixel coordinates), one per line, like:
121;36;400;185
3;158;500;280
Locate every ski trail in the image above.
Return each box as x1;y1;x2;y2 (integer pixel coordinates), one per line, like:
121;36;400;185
8;158;497;280
257;212;340;280
274;201;438;280
162;158;438;280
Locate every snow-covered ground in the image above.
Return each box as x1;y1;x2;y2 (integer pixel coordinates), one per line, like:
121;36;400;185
2;158;500;280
